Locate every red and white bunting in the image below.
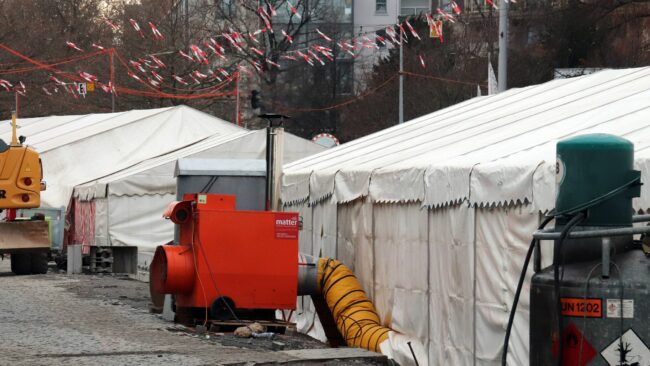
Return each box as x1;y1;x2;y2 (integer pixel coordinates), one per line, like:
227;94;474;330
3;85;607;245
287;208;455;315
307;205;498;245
179;50;195;62
308;50;325;65
316;29;333;42
485;0;498;10
92;43;104;50
426;13;435;25
223;33;243;52
286;0;301;19
280;54;297;61
208;70;221;82
375;33;387;46
210;38;226;53
451;1;462;14
147;77;160;87
437;8;456;23
266;58;280;68
250;47;265;56
148;22;164;40
129;19;145;38
190;44;209;64
192;70;208;79
248;32;261;44
151;71;164;82
172;74;188;85
129;60;146;73
150;54;166;68
282;30;293;44
65;84;79;99
0;79;12;91
405;20;421;39
128;71;141;81
66;41;83;52
48;76;64;85
258;7;274;33
16;81;26;96
385;26;399;44
104;19;119;31
296;50;313;66
79;71;97;82
397;23;409;44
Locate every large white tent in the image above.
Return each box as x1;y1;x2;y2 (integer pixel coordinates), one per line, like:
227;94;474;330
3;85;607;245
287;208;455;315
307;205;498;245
281;67;650;365
0;106;244;208
71;128;325;277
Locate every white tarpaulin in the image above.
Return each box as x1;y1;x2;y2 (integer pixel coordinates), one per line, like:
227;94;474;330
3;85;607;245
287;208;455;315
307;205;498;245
0;106;244;208
281;68;650;365
70;129;324;276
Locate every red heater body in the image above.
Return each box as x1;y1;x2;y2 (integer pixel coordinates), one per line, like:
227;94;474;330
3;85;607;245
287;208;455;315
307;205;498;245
151;194;299;314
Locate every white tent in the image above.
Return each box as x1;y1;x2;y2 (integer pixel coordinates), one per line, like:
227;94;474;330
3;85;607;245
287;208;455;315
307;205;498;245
0;106;244;208
281;67;650;365
72;129;325;277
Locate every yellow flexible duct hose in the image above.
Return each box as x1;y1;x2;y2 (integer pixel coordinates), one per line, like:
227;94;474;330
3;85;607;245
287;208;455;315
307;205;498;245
317;258;390;353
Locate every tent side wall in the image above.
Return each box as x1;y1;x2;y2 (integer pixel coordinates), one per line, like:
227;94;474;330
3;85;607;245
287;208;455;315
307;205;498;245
287;197;542;365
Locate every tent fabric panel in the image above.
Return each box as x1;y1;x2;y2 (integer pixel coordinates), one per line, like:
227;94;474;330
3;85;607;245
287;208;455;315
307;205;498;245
310;197;337;259
107;194;174;248
369;167;425;203
94;197;109;246
334;169;372;203
428;204;475;366
474;206;540;365
72;198;95;246
372;203;429;343
336;199;374;299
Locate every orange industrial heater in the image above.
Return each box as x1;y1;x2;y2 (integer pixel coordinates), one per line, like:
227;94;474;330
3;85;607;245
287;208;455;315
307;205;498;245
150;193;300;319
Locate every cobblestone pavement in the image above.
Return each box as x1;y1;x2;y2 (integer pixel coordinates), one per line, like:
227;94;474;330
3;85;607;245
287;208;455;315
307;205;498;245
0;260;305;366
0;260;386;366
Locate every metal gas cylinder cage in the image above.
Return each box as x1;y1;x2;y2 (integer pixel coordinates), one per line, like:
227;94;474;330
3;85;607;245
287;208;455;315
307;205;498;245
504;134;650;366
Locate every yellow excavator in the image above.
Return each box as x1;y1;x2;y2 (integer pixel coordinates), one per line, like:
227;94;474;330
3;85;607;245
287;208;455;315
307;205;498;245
0;112;48;275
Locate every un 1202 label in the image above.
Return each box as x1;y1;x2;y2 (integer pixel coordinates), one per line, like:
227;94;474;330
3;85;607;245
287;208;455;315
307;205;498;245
560;297;602;318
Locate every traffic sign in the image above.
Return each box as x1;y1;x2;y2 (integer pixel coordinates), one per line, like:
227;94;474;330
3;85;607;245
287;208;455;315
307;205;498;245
76;82;87;96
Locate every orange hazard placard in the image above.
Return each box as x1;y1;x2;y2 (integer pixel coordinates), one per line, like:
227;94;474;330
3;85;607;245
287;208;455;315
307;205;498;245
561;298;602;318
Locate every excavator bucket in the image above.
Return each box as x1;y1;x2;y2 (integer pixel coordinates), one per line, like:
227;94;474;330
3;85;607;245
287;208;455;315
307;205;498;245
0;220;49;252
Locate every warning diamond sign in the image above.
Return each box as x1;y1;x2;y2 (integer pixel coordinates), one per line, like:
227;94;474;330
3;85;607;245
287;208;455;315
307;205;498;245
601;329;650;366
551;323;597;366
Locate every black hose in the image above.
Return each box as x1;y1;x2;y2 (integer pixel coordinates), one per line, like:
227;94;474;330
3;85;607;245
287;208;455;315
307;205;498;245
553;212;586;366
501;214;554;366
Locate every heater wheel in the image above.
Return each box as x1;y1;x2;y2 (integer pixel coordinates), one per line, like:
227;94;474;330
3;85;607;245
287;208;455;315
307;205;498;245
210;297;236;320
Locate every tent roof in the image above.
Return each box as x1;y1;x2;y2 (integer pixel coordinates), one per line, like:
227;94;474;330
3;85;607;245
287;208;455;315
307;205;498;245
3;106;245;207
282;67;650;212
73;129;326;200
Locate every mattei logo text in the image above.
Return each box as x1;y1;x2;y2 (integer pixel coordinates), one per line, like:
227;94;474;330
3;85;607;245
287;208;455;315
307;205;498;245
276;217;298;226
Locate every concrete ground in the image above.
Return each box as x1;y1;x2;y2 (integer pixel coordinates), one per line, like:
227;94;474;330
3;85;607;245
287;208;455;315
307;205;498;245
0;259;386;366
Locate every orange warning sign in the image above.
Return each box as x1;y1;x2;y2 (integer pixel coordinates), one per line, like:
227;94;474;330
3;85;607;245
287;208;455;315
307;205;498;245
561;298;602;318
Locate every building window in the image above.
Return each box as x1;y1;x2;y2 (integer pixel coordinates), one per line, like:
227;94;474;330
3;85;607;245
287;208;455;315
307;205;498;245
399;0;431;15
220;0;235;17
376;0;388;14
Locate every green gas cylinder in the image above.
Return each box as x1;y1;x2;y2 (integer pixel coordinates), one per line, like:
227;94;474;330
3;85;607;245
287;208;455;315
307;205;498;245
555;134;641;226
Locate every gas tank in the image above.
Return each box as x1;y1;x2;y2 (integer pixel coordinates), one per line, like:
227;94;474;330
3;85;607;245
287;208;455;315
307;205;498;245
531;250;650;366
